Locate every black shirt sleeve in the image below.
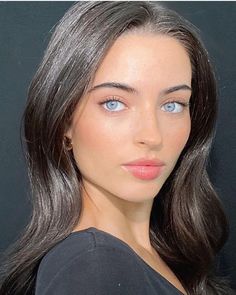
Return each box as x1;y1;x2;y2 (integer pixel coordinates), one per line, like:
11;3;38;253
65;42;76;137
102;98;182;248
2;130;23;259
36;246;148;295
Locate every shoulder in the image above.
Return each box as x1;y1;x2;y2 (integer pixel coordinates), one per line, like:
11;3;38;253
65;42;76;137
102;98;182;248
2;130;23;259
35;228;147;295
36;229;95;280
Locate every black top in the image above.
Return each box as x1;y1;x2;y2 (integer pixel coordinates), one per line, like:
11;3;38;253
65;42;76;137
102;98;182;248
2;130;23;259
35;227;184;295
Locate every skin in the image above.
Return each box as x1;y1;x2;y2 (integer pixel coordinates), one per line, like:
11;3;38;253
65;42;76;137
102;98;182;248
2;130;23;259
66;33;191;294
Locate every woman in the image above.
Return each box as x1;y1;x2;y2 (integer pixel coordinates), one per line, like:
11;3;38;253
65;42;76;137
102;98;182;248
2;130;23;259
0;2;234;295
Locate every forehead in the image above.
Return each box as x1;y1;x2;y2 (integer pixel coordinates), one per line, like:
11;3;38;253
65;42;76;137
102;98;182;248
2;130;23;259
91;33;192;93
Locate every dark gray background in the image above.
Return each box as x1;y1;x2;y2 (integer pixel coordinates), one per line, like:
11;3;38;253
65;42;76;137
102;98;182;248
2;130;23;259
0;1;235;289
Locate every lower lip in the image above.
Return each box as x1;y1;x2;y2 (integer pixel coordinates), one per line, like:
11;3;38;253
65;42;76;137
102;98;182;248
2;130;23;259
122;165;164;180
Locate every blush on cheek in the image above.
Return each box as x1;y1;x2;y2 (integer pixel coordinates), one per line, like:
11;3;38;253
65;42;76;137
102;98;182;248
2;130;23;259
165;118;191;153
176;130;191;157
72;118;112;162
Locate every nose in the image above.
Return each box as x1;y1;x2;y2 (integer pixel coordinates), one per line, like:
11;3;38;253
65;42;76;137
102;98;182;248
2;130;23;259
134;108;163;149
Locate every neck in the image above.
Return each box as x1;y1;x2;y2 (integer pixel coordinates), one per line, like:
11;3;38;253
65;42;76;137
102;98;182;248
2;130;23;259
73;180;155;251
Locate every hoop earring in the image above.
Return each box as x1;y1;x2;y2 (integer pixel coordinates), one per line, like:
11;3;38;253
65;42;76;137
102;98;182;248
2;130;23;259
64;136;73;150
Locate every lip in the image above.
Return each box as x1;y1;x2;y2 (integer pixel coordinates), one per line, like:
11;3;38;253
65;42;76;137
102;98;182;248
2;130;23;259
122;165;164;180
123;157;165;166
121;157;165;180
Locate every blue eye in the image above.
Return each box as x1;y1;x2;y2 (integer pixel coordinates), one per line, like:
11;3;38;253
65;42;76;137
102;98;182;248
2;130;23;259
99;98;190;113
161;101;189;113
99;97;125;112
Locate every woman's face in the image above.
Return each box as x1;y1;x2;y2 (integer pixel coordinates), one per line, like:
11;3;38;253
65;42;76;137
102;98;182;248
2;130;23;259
66;34;192;203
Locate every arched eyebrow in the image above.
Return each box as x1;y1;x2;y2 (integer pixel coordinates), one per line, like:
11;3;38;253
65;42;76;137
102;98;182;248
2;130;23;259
160;84;192;96
88;82;192;96
88;82;138;94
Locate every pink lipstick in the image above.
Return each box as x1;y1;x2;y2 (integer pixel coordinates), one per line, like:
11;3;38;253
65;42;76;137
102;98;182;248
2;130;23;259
122;157;165;180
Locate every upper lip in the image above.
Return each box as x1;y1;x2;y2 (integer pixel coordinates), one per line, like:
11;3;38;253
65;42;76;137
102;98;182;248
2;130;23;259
123;157;165;166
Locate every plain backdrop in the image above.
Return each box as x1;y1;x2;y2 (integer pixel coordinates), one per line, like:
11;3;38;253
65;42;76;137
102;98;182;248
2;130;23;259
0;1;235;289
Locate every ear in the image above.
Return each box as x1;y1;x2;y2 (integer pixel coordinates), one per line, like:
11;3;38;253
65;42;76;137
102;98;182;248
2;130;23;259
65;129;72;140
63;125;73;151
64;122;73;140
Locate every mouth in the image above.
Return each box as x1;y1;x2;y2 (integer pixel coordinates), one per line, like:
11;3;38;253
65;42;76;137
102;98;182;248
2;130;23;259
121;164;164;180
123;157;165;167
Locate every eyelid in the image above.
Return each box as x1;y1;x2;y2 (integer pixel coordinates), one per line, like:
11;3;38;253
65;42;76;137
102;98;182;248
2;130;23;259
99;96;190;104
98;96;126;106
164;98;191;106
98;96;191;113
98;96;127;112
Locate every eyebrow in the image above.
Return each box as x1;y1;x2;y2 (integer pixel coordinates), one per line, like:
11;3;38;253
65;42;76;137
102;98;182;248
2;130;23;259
88;82;192;96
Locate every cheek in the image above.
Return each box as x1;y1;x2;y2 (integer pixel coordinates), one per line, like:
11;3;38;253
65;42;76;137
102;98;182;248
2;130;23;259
71;113;123;167
163;115;191;158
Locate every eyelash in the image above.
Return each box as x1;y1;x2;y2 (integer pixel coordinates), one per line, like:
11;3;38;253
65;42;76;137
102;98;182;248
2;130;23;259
99;96;190;112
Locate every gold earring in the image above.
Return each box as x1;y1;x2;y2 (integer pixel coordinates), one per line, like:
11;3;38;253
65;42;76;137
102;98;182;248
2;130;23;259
64;136;73;150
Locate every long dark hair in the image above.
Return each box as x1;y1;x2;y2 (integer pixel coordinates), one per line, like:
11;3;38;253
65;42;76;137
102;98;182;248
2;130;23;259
0;2;233;294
